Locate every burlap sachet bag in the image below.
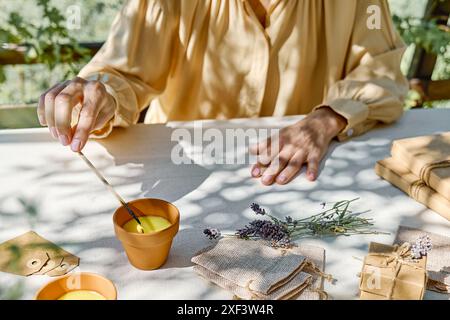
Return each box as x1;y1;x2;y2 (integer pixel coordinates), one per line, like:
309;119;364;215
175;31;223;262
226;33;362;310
192;238;329;300
294;244;327;300
394;226;450;294
193;265;311;300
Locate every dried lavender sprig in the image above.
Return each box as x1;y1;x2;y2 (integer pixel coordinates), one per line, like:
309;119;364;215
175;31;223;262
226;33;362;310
285;198;360;225
203;228;221;240
235;219;291;248
262;199;383;240
250;203;286;225
250;203;266;215
203;199;384;248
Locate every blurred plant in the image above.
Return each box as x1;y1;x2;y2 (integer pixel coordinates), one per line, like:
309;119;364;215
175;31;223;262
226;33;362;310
393;14;450;80
17;196;40;228
0;0;91;83
0;280;25;300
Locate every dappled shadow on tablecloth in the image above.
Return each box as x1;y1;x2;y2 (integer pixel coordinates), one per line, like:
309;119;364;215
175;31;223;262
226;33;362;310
1;110;450;299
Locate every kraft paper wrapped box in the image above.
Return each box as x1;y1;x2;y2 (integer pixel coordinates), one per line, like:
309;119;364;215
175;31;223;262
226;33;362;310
391;132;450;201
375;132;450;221
375;158;450;221
359;242;427;300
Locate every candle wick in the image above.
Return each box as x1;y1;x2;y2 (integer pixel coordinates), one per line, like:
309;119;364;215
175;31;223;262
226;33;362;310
137;225;145;234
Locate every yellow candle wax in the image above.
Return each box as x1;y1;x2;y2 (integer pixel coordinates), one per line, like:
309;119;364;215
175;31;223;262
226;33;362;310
123;216;172;234
58;290;106;300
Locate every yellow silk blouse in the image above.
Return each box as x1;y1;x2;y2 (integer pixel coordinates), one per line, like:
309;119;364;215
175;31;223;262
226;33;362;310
79;0;409;140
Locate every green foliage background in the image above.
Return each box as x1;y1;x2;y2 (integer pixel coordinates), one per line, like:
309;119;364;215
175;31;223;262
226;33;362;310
0;0;124;105
0;0;449;108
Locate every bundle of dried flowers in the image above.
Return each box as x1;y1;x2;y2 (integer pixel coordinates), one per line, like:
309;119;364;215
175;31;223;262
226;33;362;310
204;198;386;248
410;235;432;259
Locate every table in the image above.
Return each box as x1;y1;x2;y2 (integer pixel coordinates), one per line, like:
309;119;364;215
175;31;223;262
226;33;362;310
0;109;449;300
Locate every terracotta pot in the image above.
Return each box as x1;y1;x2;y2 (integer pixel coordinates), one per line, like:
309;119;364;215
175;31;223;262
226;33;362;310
113;198;180;270
35;272;117;300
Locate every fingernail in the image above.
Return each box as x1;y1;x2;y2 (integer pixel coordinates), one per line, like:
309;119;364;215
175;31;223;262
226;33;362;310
307;172;316;181
252;167;260;177
50;127;58;139
262;175;273;185
277;175;287;184
71;139;81;152
37;115;45;126
58;135;70;146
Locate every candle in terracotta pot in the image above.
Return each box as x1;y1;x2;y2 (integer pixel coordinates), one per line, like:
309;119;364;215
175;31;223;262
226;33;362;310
123;216;171;234
58;290;106;300
113;198;180;270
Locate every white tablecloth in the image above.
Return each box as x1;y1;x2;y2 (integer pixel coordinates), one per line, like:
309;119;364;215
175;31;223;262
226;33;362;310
0;109;449;300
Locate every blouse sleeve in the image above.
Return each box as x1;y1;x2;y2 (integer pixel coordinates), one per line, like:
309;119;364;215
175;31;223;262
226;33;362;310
315;0;409;141
78;0;178;137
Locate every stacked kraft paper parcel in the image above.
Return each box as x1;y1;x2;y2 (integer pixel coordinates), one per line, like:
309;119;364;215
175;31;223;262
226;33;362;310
375;132;450;221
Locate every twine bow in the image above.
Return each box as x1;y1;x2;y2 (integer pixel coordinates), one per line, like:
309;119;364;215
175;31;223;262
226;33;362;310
380;242;411;265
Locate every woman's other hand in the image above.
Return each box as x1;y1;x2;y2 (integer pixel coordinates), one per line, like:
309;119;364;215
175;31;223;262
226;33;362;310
250;107;347;185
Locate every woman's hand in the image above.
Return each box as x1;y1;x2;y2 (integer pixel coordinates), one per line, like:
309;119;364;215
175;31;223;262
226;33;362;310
37;77;116;152
250;107;347;185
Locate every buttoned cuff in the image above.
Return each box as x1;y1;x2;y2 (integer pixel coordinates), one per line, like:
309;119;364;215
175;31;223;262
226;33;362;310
336;120;378;142
314;98;369;140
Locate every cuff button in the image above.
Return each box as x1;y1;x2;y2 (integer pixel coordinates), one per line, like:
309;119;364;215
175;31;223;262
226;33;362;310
347;128;354;137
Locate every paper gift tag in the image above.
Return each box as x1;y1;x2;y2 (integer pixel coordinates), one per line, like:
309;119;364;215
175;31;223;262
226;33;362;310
32;256;64;275
0;232;51;276
0;231;80;277
46;255;80;277
25;232;79;276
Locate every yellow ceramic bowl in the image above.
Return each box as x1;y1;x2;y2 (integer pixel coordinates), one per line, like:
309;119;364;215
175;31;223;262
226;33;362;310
35;272;117;300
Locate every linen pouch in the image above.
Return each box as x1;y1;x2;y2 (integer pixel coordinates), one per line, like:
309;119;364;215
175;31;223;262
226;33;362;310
294;244;327;300
192;238;308;295
394;226;450;294
192;238;329;300
193;264;311;300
